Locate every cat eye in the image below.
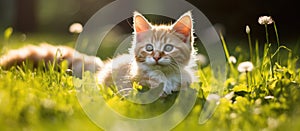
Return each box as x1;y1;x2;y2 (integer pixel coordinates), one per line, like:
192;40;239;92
145;44;153;52
164;44;174;52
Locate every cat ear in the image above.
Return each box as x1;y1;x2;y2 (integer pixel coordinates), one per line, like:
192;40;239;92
172;11;193;43
133;11;152;33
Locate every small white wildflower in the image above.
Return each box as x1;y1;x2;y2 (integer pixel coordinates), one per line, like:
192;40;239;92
246;25;250;34
264;95;274;99
237;61;254;73
253;108;261;115
229;113;237;119
258;16;274;25
66;69;73;75
69;23;83;34
206;94;220;102
195;54;207;65
229;56;237;64
42;99;55;109
267;117;279;129
224;91;234;100
255;99;262;106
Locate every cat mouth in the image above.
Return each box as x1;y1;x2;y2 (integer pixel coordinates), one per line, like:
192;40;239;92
151;63;162;66
147;62;163;67
152;63;169;67
150;64;163;70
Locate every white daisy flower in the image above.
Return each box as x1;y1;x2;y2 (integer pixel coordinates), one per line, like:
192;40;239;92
264;95;274;99
206;94;220;102
258;16;274;25
69;23;83;34
224;91;234;100
229;56;237;64
237;61;254;72
229;113;237;119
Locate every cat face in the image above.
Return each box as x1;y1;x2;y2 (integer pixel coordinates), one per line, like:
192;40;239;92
132;11;194;69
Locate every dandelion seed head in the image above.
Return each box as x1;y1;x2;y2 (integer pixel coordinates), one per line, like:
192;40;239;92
69;23;83;34
258;16;274;25
229;56;237;64
246;25;250;34
237;61;254;72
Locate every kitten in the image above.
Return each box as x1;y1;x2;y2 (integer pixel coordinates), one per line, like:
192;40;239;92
0;11;197;95
98;11;197;94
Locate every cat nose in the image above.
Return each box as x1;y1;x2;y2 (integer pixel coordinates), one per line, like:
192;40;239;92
153;56;161;61
153;52;161;62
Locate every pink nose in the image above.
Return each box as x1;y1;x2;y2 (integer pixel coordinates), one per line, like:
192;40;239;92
153;52;162;62
153;56;161;61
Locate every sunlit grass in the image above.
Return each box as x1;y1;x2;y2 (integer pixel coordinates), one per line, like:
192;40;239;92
1;17;300;130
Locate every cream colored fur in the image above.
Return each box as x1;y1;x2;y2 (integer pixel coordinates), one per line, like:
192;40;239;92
0;11;197;95
98;11;197;94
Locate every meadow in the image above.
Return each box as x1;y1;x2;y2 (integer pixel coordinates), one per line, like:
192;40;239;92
0;17;300;131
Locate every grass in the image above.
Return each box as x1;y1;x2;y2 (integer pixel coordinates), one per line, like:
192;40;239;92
1;21;300;131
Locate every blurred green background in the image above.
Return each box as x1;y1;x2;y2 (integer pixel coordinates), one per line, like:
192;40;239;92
0;0;299;42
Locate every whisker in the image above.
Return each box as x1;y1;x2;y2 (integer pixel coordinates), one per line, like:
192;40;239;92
115;87;134;100
119;87;132;91
116;87;133;96
117;88;133;93
119;93;130;100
